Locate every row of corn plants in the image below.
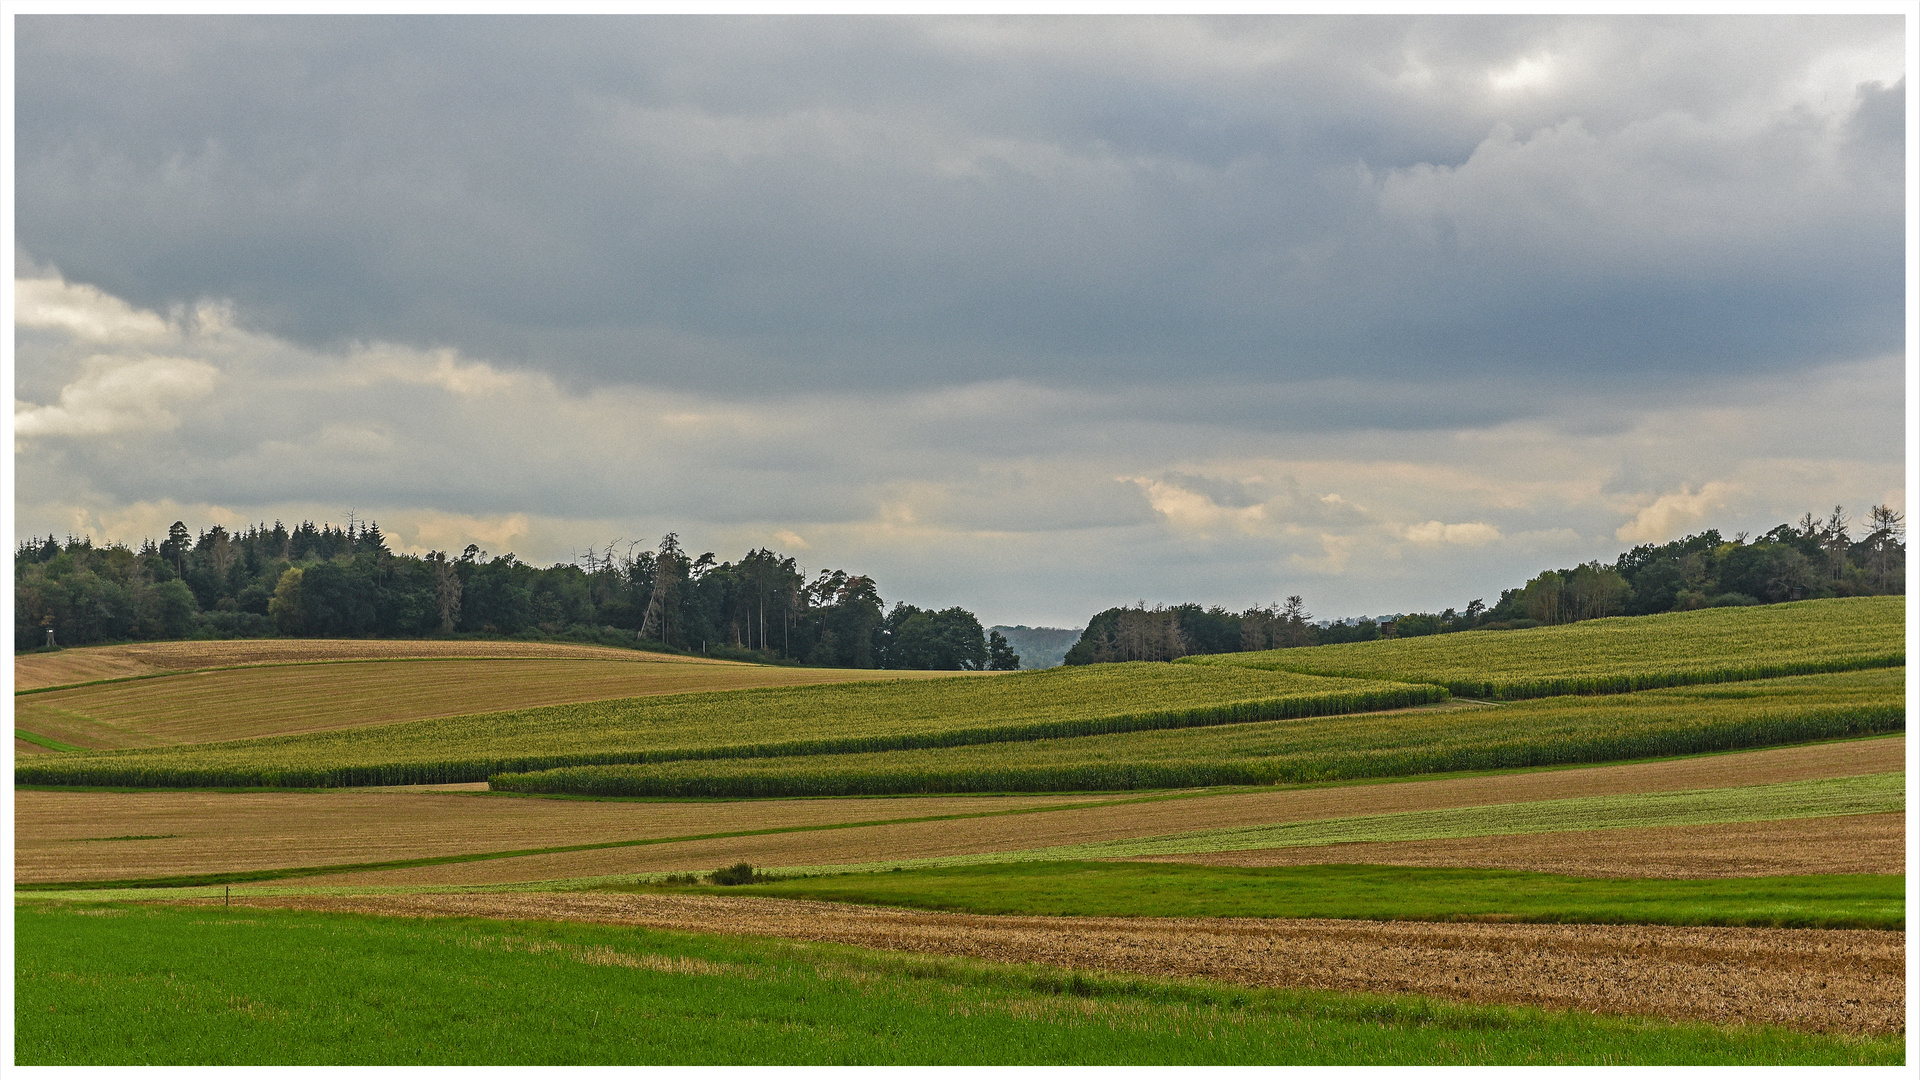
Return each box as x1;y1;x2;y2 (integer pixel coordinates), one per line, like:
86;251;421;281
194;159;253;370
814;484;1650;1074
1187;596;1903;699
12;664;1444;789
489;669;1906;797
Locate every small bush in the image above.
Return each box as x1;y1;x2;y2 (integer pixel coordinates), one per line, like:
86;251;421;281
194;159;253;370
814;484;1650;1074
707;862;760;886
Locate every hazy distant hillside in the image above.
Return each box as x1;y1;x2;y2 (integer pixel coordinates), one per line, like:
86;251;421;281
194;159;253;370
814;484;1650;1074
989;625;1082;669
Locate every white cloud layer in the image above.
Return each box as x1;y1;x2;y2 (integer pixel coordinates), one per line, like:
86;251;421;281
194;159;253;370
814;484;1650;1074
11;269;1902;625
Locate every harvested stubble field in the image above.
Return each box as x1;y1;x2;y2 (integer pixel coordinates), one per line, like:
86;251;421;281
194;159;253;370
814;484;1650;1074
16;664;1439;788
495;668;1905;797
14;657;969;752
1134;812;1907;878
231;891;1907;1035
1191;595;1903;698
993;773;1903;865
12;789;1140;885
14;637;727;692
274;738;1902;888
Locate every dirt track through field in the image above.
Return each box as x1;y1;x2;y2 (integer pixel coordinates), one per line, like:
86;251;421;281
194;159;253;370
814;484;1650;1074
225;891;1907;1035
15;657;973;751
1127;813;1906;878
281;737;1905;887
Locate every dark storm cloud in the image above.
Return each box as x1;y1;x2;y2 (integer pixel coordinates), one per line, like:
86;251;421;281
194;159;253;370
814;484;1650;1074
15;14;1904;406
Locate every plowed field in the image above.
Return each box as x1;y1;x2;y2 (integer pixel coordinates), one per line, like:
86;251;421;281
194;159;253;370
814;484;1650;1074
16;657;968;751
226;892;1907;1035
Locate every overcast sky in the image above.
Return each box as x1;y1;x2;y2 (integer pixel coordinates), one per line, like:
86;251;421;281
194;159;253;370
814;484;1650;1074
11;14;1909;627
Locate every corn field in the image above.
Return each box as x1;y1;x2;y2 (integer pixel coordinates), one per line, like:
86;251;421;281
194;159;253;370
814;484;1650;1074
490;669;1905;797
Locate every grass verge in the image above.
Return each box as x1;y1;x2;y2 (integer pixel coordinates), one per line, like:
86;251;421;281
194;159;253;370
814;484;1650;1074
13;901;1901;1065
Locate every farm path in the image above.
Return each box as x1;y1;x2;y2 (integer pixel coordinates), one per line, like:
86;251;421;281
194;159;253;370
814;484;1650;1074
287;737;1903;888
224;891;1906;1035
1126;812;1906;878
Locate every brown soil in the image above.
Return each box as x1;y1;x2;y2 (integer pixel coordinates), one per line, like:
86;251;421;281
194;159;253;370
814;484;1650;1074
223;891;1908;1035
15;638;728;691
1125;813;1907;878
12;789;1139;883
285;737;1906;887
14;657;975;750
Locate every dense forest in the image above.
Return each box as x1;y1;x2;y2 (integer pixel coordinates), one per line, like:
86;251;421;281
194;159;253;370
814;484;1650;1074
1064;505;1905;664
13;521;1021;671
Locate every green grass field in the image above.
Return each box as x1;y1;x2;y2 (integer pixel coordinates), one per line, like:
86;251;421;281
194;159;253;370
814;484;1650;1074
493;669;1904;796
14;902;1901;1065
680;862;1905;929
13;664;1441;789
1190;596;1903;698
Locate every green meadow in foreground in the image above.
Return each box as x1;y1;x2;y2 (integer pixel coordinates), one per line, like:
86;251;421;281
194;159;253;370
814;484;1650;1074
14;664;1440;789
494;669;1904;796
15;903;1901;1066
1191;596;1903;698
681;862;1905;929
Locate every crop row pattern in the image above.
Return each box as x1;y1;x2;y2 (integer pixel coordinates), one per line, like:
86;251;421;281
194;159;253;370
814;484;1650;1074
13;665;1443;789
491;670;1906;797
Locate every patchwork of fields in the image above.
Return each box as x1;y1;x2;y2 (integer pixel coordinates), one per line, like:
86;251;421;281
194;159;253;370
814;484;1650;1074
15;664;1442;787
14;598;1909;1064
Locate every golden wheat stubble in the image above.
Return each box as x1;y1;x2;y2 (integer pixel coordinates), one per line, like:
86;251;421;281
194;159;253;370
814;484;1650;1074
1124;812;1906;878
225;892;1907;1035
12;789;1139;883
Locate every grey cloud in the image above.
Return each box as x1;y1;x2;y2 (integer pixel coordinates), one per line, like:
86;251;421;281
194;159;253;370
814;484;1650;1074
15;14;1904;406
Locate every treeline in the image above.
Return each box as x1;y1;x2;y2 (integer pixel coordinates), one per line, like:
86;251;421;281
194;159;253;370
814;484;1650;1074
1064;504;1905;664
13;521;1022;671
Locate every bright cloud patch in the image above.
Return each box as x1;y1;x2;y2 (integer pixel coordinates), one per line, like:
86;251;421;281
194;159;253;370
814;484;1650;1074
1127;477;1267;536
14;274;171;343
1401;520;1503;546
15;356;219;440
1616;482;1743;544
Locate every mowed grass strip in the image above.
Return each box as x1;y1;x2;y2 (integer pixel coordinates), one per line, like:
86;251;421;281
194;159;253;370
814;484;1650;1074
12;657;975;752
749;773;1904;877
695;862;1906;929
14;664;1440;789
14;902;1901;1065
493;669;1905;797
1188;596;1903;699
